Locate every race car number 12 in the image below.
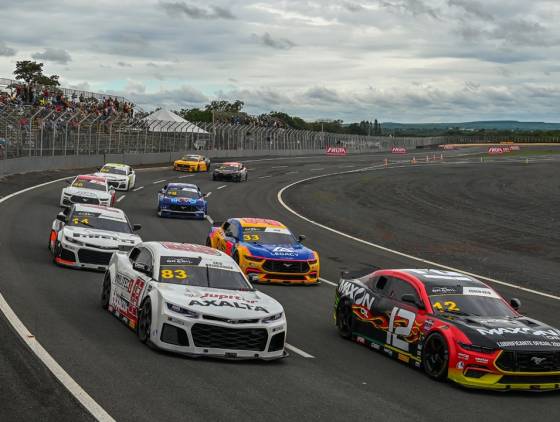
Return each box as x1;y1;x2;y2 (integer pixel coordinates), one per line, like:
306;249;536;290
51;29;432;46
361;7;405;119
386;307;415;352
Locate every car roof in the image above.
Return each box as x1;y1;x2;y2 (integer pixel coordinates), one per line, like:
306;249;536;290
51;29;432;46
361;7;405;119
234;218;287;229
387;269;489;292
167;183;199;190
72;204;126;219
75;175;107;183
220;162;242;166
145;242;232;263
102;163;129;168
181;154;202;159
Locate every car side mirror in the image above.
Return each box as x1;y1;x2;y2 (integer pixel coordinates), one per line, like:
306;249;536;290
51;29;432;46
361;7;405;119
159;189;165;194
248;273;259;283
510;298;521;311
56;213;67;223
401;294;425;309
133;224;142;231
133;262;152;276
298;234;306;242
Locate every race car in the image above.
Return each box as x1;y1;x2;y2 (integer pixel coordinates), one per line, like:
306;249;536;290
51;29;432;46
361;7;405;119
173;154;210;172
212;162;248;182
101;241;287;360
334;268;560;391
49;204;142;270
93;163;136;191
60;175;116;208
206;218;319;285
157;183;208;219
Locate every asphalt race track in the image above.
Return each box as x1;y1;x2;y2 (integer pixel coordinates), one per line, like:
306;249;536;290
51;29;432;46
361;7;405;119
1;150;559;422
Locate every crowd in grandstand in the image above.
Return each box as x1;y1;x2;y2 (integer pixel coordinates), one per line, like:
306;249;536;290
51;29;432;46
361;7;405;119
0;84;135;119
215;112;286;128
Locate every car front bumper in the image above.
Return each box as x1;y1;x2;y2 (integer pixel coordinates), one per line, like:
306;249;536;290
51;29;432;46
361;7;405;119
55;240;126;271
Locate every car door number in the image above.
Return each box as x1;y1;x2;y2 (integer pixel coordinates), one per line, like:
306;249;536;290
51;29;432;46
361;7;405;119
386;307;416;352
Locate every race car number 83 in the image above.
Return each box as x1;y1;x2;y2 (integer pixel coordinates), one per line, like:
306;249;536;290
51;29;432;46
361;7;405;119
160;269;187;279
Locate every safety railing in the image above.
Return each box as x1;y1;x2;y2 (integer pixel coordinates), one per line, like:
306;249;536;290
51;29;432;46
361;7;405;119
0;105;448;160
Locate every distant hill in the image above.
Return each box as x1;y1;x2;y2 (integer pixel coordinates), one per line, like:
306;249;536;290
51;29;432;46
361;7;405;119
381;121;560;131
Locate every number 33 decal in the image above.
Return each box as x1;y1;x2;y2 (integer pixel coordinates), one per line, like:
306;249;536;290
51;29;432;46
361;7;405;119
386;307;416;352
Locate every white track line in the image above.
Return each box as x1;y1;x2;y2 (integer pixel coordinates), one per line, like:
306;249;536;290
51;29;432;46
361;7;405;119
285;343;315;358
0;177;115;421
309;168;324;171
116;195;126;203
205;215;214;225
178;174;195;178
272;165;289;169
216;185;227;190
319;277;338;287
132;186;144;192
277;164;560;302
258;175;272;179
286;171;298;174
152;179;166;184
205;192;212;198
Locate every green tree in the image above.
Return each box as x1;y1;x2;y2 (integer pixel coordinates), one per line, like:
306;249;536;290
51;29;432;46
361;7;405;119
35;74;60;87
205;100;244;113
13;60;44;84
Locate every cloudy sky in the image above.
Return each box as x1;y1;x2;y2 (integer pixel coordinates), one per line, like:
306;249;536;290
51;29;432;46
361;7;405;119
1;0;559;122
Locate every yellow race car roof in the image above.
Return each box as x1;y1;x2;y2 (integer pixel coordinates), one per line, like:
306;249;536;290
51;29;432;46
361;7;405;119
236;218;287;229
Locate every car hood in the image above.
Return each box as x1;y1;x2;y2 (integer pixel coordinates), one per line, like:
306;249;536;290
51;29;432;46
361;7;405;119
158;284;283;319
93;172;127;181
63;226;141;247
214;169;240;174
445;315;560;351
243;243;315;260
175;160;198;165
63;187;109;198
161;196;204;205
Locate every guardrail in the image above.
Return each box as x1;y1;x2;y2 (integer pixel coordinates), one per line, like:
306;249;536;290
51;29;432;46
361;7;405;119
0;105;445;162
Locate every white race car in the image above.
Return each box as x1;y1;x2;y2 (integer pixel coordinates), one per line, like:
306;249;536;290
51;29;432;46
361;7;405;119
94;163;136;191
60;175;116;208
49;204;142;271
102;241;287;360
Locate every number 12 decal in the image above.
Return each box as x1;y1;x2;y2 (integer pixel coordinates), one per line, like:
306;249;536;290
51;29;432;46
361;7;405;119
386;307;416;352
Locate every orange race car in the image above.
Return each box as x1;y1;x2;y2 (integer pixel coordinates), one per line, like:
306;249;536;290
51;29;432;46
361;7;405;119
173;154;210;172
207;217;320;285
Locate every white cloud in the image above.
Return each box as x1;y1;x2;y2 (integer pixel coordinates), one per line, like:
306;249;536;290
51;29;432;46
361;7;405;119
0;0;558;122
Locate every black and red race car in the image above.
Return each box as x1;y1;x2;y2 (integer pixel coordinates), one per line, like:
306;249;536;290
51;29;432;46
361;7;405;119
334;268;560;391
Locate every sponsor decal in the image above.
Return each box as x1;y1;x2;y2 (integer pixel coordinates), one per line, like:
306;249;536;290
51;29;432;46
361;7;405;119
423;319;434;333
161;242;220;255
356;336;366;344
456;361;465;370
497;340;560;348
391;147;407;154
530;356;547;365
462;287;499;298
160;256;202;266
371;343;381;351
458;353;470;360
338;280;375;309
187;299;269;313
398;353;410;363
477;327;560;339
326;146;347;156
488;147;505;155
430;286;461;295
272;246;295;253
475;357;489;364
200;292;257;304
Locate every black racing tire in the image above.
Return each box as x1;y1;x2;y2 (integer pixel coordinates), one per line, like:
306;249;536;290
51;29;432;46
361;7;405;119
336;300;353;339
137;298;153;345
422;332;449;380
101;273;111;310
52;241;61;264
205;237;212;247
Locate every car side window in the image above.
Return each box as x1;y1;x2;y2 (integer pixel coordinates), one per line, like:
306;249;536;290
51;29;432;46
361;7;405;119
129;247;141;262
375;276;389;291
387;277;420;303
136;248;153;268
229;222;240;240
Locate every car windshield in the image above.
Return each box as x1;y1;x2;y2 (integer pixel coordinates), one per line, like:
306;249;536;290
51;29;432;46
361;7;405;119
158;262;252;290
429;294;516;317
72;179;106;191
241;227;297;245
68;211;132;233
181;155;200;161
100;166;127;175
218;165;240;171
166;188;200;199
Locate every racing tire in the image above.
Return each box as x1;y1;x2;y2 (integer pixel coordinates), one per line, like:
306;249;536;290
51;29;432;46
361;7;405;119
137;298;153;345
52;241;62;264
205;238;212;247
101;273;111;310
336;301;353;339
422;332;449;380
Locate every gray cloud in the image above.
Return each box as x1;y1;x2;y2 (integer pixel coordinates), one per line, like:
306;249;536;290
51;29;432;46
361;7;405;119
251;33;296;50
448;0;493;21
117;61;132;67
343;2;365;12
159;1;235;20
32;48;72;64
0;41;16;56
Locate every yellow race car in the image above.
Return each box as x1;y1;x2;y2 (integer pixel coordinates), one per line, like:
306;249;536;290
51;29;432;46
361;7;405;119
207;217;320;285
173;155;210;172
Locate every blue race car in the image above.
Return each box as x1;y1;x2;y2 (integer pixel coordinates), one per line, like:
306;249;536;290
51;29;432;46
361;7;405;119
157;183;208;219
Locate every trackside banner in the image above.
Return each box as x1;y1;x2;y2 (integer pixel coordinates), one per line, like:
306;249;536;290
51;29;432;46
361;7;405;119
326;147;347;156
391;147;407;154
488;146;512;154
